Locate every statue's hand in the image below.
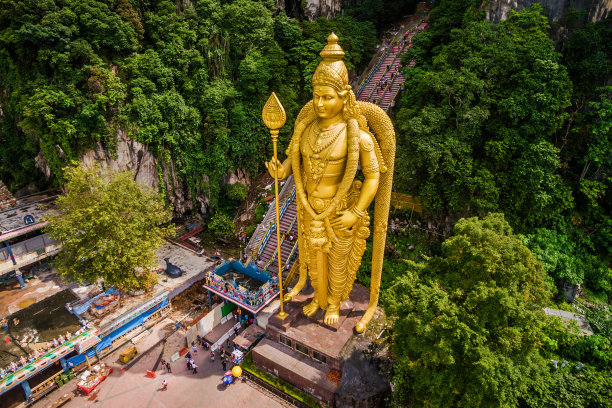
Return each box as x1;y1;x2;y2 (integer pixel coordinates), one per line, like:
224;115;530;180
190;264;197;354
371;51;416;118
265;158;286;180
331;210;359;230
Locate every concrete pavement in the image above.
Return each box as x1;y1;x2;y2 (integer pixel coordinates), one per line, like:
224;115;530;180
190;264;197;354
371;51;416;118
41;337;286;408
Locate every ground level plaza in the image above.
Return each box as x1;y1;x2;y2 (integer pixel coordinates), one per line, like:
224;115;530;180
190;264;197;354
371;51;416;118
37;327;285;408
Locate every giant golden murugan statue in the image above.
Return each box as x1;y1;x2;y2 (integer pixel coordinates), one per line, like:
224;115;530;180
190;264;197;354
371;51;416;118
265;33;395;333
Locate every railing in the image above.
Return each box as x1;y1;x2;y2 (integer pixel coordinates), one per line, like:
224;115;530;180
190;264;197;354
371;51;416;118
253;188;296;258
356;22;423;99
283;243;299;286
284;240;298;269
356;31;402;98
376;31;416;109
262;210;298;272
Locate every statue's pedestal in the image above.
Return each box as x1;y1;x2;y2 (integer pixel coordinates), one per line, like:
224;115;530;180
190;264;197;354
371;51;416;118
252;285;371;404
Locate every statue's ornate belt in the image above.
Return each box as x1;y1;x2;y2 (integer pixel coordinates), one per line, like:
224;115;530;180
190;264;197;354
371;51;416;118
308;196;332;213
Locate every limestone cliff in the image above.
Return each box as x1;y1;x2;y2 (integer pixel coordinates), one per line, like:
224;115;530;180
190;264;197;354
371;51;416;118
486;0;611;24
283;0;341;21
30;129;251;217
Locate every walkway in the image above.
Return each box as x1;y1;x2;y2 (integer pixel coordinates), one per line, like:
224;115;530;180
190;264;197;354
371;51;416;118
37;330;286;408
356;21;427;111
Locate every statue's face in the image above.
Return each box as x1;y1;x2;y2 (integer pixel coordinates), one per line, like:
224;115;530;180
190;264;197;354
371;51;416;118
313;86;344;119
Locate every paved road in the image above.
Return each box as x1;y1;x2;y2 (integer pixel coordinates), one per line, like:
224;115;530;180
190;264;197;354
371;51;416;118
41;341;285;408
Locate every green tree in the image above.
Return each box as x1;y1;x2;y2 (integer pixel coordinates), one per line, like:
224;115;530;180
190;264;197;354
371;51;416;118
44;164;174;293
208;212;236;240
225;182;248;202
396;5;573;229
384;213;553;407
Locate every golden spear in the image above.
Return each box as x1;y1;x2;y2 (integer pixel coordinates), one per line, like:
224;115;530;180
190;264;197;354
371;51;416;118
262;92;288;319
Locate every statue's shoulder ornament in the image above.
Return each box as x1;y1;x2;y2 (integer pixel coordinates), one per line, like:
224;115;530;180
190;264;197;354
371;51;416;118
359;130;375;152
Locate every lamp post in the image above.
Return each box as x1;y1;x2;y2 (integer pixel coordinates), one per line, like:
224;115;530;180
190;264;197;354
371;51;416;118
262;92;288;319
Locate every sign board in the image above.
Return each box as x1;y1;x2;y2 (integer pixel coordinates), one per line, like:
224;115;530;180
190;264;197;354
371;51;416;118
390;192;424;212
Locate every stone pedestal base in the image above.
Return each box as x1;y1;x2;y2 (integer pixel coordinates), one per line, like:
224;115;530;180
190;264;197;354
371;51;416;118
252;285;373;404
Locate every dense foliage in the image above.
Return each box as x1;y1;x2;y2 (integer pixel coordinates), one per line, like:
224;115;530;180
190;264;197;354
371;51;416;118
0;0;377;208
382;2;611;406
397;2;610;301
384;214;553;407
44;163;174;292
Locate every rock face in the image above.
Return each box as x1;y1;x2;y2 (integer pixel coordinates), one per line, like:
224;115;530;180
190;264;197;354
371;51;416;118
302;0;341;21
0;180;17;210
79;129;209;216
486;0;611;24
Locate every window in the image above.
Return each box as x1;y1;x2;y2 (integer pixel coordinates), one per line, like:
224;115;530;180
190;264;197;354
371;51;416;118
312;350;327;364
295;342;309;356
279;334;292;348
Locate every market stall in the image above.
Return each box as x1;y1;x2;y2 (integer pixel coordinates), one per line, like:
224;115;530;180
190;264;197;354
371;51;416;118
76;363;112;395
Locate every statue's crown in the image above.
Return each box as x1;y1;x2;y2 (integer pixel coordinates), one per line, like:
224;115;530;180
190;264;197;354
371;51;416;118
312;33;349;91
319;33;345;61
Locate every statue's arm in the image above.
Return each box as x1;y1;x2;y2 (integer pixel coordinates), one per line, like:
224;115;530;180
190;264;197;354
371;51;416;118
330;131;379;230
355;132;380;214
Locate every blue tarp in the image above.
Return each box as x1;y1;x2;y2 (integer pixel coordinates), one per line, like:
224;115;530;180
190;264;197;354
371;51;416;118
66;297;168;368
215;261;270;283
72;288;121;317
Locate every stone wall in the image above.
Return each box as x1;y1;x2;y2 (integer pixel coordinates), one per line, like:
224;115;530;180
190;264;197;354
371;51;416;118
302;0;342;21
486;0;611;24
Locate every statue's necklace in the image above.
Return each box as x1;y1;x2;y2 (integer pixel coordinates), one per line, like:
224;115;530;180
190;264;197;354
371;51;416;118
308;122;345;154
307;122;345;184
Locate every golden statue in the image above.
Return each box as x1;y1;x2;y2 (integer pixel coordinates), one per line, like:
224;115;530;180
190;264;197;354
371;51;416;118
265;33;395;333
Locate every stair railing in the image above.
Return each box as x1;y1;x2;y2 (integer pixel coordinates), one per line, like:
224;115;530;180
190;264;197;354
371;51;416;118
356;21;423;99
263;199;298;271
378;23;425;110
283;240;298;270
356;33;401;98
254;187;295;259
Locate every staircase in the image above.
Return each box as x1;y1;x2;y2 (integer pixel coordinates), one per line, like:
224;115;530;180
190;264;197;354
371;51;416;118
356;22;427;111
246;177;295;257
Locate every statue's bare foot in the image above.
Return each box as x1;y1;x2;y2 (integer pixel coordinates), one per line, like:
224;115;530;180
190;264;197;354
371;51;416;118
284;288;299;302
303;298;319;316
323;305;340;325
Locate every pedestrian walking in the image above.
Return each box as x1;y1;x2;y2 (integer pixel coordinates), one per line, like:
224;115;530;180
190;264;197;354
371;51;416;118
166;362;172;373
222;360;227;371
160;358;166;369
220;346;224;357
187;359;192;370
192;363;198;374
210;351;215;362
192;345;198;354
204;341;209;350
161;379;167;391
226;338;231;348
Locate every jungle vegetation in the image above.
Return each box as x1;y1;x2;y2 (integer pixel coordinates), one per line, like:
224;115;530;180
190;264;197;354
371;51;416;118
382;0;610;406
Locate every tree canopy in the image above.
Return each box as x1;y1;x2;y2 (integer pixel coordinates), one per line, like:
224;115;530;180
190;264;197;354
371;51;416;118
44;163;174;293
383;213;552;407
0;0;377;209
396;5;573;229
